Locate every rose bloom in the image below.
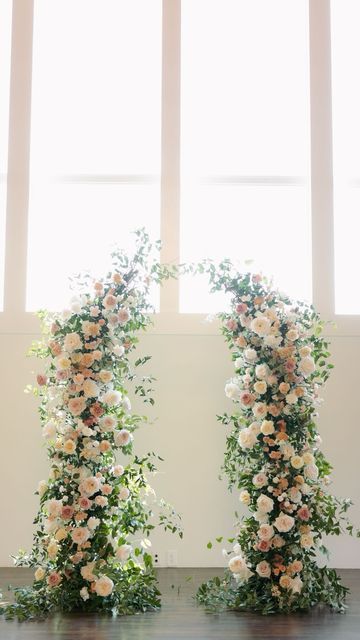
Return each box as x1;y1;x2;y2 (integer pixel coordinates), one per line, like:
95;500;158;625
83;379;100;398
256;560;271;578
94;575;114;597
274;514;295;533
99;415;117;432
99;369;113;384
239;391;255;407
228;555;253;582
304;464;319;481
226;318;237;331
272;534;285;548
225;381;241;400
254;380;267;395
64;332;82;352
284;359;296;373
299;356;316;377
257;539;271;552
249;421;261;435
268;403;281;417
61;505;74;520
288;487;302;503
90;402;104;418
286;329;299;342
256;494;274;514
99;440;111;453
254;511;269;524
56;354;71;370
238;428;257;449
116;544;132;562
103;294;117;310
87;517;100;530
255;364;269;380
55;527;68;542
79;497;92;510
118;308;130;324
81;562;96;582
113;465;124;477
286;393;298;405
47;572;62;588
260;419;275;436
299;345;312;358
37;374;47;386
43;421;57;440
250;316;271;336
279;575;292;590
101;483;112;495
252;403;268;419
291;576;303;594
302;451;315;466
63;439;76;455
244;347;258;363
252;473;268;488
79;476;100;496
279;382;290;394
297;505;311;521
239;489;251;505
68;397;86;416
292;560;303;573
300;533;314;548
71;527;90;545
34;567;45;581
258;524;274;541
95;495;108;507
114;429;132;447
291;456;304;470
119;487;130;501
47;498;63;517
102;390;122;406
47;540;59;559
113;344;125;357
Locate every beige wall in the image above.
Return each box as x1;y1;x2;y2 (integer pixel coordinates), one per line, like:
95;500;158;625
1;330;359;567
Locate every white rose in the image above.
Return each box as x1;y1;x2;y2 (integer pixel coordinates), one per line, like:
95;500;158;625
46;498;63;517
83;379;100;398
80;587;90;601
304;464;319;481
252;403;268;419
244;348;258;363
264;334;282;348
255;364;269;380
238;428;257;449
250;316;271;336
302;452;315;465
113;344;125;357
254;511;269;524
71;527;90;545
87;517;100;530
102;390;122;406
286;329;299;342
114;429;132;447
64;332;82;352
119;487;130;501
299;356;316;377
290;576;303;594
94;575;114;597
43;421;57;440
225;382;241;400
252;473;268;488
256;494;274;514
274;514;295;533
79;476;100;497
228;555;253;582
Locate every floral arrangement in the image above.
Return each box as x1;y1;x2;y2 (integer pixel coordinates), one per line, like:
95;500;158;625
196;261;357;613
0;230;181;620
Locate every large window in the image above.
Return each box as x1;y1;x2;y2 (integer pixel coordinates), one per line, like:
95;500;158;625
331;0;360;314
0;0;13;310
0;0;359;333
180;0;311;312
27;0;162;310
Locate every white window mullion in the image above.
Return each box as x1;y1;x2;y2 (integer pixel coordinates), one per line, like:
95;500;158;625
3;0;34;316
160;0;181;314
309;0;335;318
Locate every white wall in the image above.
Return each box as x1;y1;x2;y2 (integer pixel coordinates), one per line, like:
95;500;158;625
1;329;359;567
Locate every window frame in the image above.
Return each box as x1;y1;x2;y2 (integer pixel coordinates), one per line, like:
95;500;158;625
0;0;359;337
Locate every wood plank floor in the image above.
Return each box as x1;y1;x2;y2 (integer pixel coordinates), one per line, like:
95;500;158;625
0;568;359;639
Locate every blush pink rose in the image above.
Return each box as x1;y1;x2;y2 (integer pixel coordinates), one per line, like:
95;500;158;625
226;319;237;331
61;505;74;520
36;374;47;386
257;539;271;552
297;505;311;521
47;572;62;587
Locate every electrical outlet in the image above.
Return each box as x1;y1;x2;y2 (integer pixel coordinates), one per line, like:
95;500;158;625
166;550;178;567
153;553;159;565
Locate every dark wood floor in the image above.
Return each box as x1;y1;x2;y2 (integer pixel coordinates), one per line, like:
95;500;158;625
0;568;359;639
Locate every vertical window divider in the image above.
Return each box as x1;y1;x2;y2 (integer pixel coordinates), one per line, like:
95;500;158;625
3;0;34;317
160;0;181;314
309;0;335;318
